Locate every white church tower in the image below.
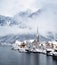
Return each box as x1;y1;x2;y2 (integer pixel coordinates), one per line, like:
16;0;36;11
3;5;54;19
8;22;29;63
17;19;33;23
36;27;40;43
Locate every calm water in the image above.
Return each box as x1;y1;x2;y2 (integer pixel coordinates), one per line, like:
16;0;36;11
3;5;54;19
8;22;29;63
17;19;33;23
0;46;57;65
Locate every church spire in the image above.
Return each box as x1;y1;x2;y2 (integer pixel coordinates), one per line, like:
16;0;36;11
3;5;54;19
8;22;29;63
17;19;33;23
37;27;38;36
36;27;40;42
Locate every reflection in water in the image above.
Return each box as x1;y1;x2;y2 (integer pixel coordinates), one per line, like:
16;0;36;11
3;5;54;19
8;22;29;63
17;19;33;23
53;58;57;65
19;53;39;65
30;53;39;65
0;46;57;65
46;56;53;65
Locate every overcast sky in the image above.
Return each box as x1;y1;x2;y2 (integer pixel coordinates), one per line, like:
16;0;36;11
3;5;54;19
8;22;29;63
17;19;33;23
0;0;57;16
0;0;57;36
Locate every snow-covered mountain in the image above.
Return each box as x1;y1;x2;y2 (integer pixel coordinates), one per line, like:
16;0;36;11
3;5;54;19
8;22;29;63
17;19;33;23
0;34;51;43
13;4;57;35
0;3;57;43
0;15;18;26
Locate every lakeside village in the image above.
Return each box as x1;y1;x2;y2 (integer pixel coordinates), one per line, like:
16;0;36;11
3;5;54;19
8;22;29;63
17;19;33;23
0;28;56;59
11;28;57;59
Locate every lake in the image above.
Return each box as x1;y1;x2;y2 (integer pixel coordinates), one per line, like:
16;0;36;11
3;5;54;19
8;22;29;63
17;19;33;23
0;46;57;65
